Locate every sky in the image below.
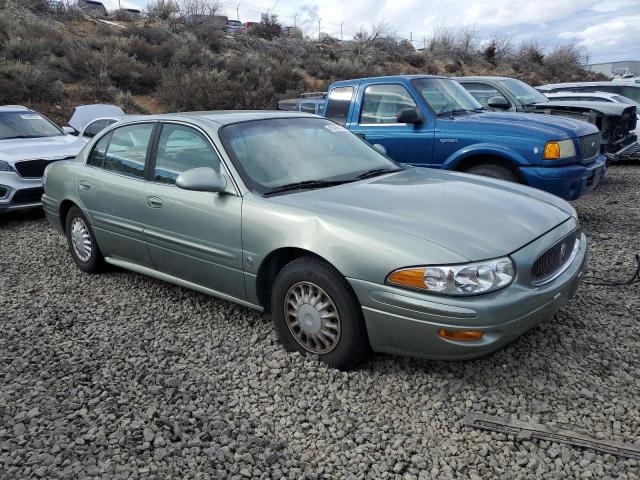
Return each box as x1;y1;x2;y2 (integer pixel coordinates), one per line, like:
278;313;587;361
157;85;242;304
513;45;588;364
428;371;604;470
104;0;639;64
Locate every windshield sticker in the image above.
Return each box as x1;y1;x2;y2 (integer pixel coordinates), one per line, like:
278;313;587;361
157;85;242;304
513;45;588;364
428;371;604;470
20;114;44;120
324;124;348;132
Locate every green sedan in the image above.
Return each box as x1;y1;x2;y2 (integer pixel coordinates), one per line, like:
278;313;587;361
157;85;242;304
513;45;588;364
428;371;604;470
42;112;587;370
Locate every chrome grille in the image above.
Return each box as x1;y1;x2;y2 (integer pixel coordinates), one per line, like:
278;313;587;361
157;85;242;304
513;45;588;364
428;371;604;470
531;231;579;286
578;133;600;162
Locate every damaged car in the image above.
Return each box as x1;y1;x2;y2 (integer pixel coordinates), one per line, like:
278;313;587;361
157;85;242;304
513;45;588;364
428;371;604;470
0;104;123;213
457;77;638;161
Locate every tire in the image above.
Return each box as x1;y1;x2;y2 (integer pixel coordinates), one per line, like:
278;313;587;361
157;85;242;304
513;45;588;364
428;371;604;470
466;163;520;183
271;256;370;370
65;206;103;273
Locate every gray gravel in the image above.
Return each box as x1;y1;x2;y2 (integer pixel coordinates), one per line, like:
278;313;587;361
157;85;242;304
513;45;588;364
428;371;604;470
1;165;639;479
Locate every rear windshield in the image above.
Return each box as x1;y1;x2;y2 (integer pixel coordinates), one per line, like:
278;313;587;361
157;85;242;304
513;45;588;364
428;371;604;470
0;111;63;140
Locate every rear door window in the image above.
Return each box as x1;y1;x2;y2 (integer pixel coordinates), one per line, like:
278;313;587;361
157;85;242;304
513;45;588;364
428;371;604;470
325;86;353;125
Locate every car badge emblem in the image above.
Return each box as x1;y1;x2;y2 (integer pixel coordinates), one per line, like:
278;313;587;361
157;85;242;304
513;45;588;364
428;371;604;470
559;243;568;261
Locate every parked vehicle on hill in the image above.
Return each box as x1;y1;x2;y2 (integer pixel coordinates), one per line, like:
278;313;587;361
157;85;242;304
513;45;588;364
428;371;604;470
227;19;244;33
311;75;606;200
43;111;588;369
0;105;119;213
544;91;640;138
536;81;640;103
456;77;638;161
78;0;108;17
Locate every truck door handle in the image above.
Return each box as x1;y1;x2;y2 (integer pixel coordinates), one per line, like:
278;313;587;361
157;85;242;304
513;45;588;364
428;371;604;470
355;133;366;140
146;196;163;208
79;181;91;191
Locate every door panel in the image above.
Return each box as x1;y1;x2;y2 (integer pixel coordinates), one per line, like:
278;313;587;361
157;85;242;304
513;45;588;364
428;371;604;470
76;123;155;267
142;123;245;299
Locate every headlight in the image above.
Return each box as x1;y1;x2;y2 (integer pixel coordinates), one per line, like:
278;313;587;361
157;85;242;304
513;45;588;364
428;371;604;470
387;257;515;296
543;139;576;159
0;160;11;172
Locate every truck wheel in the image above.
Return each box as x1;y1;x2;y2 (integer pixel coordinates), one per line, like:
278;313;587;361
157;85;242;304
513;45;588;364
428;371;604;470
65;206;103;273
271;256;370;370
466;164;520;183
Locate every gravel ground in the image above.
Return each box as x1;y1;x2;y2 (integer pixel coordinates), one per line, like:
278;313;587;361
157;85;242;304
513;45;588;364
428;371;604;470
1;165;639;479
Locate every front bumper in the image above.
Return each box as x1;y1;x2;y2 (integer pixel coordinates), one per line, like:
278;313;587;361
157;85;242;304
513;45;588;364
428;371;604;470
348;220;587;361
0;172;44;213
519;155;606;201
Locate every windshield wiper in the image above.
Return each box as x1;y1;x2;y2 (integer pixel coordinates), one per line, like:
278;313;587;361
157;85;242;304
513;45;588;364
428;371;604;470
354;168;401;180
264;179;351;195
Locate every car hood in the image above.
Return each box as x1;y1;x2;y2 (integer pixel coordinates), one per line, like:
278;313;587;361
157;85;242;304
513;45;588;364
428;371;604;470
272;168;573;261
0;135;84;163
68;104;125;132
533;100;631;116
445;111;597;138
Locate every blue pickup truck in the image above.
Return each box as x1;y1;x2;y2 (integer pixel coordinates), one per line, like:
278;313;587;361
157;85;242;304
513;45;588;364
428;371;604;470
284;75;607;200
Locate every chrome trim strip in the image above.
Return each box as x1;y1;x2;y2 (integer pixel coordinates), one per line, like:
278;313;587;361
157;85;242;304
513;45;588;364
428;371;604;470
104;256;263;311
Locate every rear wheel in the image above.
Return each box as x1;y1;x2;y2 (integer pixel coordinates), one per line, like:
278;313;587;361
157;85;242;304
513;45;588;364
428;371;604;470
271;256;369;370
65;206;103;273
466;164;520;183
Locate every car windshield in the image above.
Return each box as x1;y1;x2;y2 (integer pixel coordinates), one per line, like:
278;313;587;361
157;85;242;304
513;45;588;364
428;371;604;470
0;111;63;140
497;79;549;106
220;117;402;195
411;78;482;115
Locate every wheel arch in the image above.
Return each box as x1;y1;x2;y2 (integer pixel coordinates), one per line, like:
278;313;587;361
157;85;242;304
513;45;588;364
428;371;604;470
59;199;79;233
255;247;344;313
451;153;527;184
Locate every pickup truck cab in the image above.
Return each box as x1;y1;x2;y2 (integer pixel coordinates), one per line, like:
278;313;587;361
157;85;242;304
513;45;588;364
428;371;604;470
323;75;606;200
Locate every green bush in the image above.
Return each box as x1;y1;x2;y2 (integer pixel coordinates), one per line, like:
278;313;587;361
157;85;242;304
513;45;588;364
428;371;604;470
0;61;63;103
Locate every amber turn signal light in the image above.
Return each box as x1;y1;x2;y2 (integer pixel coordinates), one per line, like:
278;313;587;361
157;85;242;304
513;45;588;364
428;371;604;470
438;329;484;341
543;142;560;159
387;268;426;289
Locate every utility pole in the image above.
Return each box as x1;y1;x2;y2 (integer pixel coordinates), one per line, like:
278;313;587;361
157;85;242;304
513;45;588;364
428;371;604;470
293;13;298;28
423;37;426;51
340;22;344;41
236;3;240;21
410;32;412;45
118;0;121;10
318;18;321;40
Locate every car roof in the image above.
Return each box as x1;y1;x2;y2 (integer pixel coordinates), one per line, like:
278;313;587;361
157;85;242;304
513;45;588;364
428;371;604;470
330;74;449;87
537;81;640;90
0;105;31;113
455;76;514;82
122;110;318;126
545;91;616;97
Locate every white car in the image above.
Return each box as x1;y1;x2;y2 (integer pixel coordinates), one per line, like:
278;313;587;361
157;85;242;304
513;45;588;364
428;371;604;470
544;91;640;136
0;104;124;213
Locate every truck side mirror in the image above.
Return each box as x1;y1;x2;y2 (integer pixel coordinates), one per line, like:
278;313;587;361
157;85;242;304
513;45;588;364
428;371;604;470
397;108;423;124
487;96;510;110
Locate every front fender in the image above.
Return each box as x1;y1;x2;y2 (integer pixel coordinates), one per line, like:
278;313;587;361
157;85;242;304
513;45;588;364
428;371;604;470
443;143;532;170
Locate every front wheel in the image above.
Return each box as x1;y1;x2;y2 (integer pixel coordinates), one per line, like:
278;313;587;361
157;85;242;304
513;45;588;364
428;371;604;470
271;257;369;370
466;164;521;183
65;206;103;273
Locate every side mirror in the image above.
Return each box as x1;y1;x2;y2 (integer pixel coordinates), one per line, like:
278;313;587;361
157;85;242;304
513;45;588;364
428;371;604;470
176;167;227;193
487;96;510;110
397;108;423;124
62;126;78;135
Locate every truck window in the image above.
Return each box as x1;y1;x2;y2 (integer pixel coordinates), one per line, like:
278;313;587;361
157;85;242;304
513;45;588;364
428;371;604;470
460;83;502;108
359;84;417;124
325;87;353;125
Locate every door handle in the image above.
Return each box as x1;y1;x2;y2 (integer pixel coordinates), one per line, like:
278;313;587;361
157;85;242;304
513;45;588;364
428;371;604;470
355;133;366;140
79;181;91;191
146;196;163;208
